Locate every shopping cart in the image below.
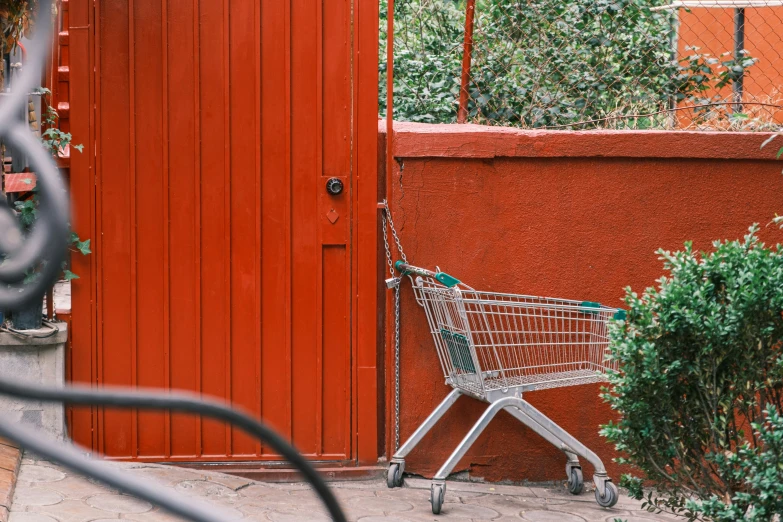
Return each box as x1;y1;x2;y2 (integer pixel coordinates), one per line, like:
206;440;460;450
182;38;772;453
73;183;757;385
386;262;624;514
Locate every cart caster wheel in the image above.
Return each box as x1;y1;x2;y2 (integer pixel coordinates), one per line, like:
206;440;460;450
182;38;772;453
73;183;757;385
431;483;445;515
595;481;618;508
387;462;403;488
567;467;583;495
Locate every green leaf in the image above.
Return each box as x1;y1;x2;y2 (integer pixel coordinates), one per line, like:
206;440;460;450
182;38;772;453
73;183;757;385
76;239;91;256
62;269;79;281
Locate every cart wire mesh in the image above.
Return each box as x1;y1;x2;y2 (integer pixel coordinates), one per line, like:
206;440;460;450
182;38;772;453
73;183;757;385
412;276;620;397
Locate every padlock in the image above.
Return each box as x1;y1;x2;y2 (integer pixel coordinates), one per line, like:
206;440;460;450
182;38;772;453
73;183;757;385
386;277;400;289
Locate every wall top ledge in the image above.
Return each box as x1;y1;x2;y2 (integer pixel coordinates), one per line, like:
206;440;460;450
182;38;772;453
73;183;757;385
380;120;781;161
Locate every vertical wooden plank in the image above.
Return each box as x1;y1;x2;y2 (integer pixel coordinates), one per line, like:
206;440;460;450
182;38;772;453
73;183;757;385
167;0;199;458
253;0;263;459
322;0;351;179
222;0;232;458
321;246;349;457
321;0;353;460
91;0;102;454
290;0;319;456
98;0;133;458
229;0;260;456
198;0;228;457
354;0;380;463
68;0;96;451
260;0;292;453
133;0;167;458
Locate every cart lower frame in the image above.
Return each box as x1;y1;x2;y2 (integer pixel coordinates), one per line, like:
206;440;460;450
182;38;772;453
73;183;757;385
386;263;620;514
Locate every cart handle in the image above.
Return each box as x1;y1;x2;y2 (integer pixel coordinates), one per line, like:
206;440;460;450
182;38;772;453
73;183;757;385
395;261;461;288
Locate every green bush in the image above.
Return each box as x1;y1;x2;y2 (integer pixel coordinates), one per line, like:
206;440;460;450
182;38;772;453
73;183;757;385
380;0;757;128
602;226;783;520
379;0;463;123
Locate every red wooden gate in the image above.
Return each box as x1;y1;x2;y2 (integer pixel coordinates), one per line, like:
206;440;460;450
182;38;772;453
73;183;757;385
67;0;379;464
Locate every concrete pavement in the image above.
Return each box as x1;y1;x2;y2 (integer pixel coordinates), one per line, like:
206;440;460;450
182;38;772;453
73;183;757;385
9;455;678;522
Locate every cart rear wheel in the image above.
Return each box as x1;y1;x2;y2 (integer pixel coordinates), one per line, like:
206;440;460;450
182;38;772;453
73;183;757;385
430;483;444;514
387;463;403;488
595;481;618;508
567;467;583;495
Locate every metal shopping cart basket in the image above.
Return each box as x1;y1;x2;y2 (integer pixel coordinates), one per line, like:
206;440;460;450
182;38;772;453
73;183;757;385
386;261;625;514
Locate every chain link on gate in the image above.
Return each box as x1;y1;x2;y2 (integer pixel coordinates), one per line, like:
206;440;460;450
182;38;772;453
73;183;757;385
381;199;407;452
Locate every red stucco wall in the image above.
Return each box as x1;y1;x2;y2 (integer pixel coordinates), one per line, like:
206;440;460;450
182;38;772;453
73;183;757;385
383;121;783;483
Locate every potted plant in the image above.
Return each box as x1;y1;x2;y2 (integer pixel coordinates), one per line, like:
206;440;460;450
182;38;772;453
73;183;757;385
8;93;88;330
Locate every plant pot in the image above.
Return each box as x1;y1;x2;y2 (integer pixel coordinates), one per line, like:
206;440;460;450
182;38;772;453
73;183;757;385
9;293;44;330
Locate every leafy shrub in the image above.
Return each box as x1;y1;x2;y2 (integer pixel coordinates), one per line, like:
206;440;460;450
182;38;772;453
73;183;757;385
602;226;783;520
380;0;758;128
379;0;463;123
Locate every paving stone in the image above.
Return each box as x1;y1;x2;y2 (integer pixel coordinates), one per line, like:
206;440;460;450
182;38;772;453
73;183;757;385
464;494;540;516
346;495;414;514
201;473;254;491
264;506;330;521
120;507;180;522
87;494;153;514
45;476;106;500
11;487;63;507
8;514;59;522
549;502;630;521
126;467;206;486
403;478;536;498
174;481;240;503
358;515;420;522
17;466;66;484
436;502;501;520
614;517;671;522
24;499;113;522
624;514;679;522
519;510;586;522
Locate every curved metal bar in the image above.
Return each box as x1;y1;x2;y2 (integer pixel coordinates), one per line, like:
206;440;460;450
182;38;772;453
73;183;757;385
0;378;348;521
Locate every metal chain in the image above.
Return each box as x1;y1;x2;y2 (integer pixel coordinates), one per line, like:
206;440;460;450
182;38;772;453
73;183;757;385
381;199;405;451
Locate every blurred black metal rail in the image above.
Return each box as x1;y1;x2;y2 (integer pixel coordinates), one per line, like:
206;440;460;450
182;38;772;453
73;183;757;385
0;2;347;520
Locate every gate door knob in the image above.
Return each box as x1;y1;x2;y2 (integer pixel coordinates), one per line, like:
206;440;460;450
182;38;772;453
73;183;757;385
326;177;343;195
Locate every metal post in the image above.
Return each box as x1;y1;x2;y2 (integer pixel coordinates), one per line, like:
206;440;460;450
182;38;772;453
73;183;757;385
668;8;680;128
457;0;476;124
733;7;745;114
386;0;394;182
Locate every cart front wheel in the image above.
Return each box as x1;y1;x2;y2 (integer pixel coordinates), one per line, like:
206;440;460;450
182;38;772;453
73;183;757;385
431;483;445;515
387;463;403;488
567;467;583;495
595;481;618;508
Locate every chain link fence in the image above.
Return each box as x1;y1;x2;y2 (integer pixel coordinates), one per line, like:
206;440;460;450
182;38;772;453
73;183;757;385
380;0;783;130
